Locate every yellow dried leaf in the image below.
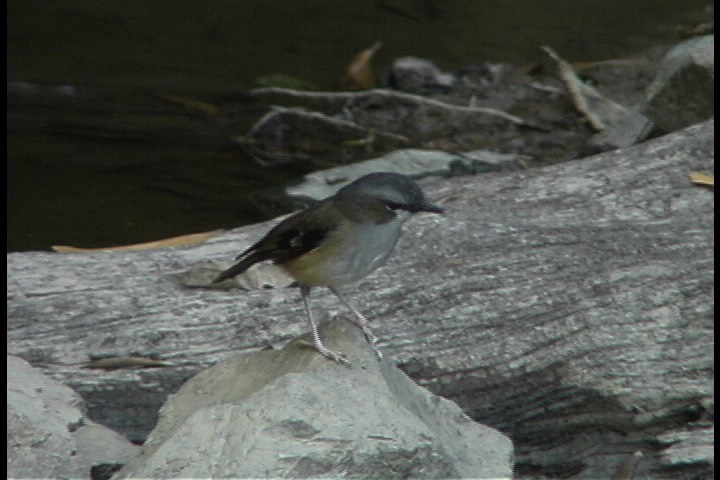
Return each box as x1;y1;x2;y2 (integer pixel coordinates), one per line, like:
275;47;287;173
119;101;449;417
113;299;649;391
542;46;608;131
52;230;222;253
339;41;383;91
689;172;714;186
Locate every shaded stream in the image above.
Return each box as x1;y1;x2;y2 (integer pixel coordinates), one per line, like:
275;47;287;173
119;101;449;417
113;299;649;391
7;0;712;251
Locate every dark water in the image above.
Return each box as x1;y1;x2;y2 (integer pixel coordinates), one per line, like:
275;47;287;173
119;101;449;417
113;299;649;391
7;0;712;251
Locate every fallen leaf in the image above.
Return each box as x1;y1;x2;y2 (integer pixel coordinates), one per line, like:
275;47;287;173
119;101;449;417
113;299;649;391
82;356;173;370
52;230;222;253
542;46;630;131
689;172;714;187
339;41;383;91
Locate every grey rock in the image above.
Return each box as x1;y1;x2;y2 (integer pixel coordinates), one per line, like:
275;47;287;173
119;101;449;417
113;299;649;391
642;35;714;133
6;119;714;479
589;109;654;150
116;319;512;479
286;148;525;200
7;355;137;479
384;56;456;93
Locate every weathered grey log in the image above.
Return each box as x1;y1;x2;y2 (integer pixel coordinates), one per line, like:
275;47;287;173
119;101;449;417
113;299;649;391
115;319;513;478
7;119;714;478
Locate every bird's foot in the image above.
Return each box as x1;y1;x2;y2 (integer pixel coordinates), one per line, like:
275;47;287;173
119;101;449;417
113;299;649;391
346;318;383;360
298;340;350;365
360;332;383;360
329;288;384;360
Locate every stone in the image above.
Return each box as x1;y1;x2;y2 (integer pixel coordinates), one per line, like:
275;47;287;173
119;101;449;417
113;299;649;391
642;35;714;132
115;319;513;479
285;148;525;200
6;355;137;479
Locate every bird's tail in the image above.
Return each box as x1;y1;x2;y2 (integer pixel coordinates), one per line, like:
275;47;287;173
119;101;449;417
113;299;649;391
213;250;269;283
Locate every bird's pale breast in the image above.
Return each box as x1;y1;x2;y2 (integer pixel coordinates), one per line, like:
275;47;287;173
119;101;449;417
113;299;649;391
279;215;406;286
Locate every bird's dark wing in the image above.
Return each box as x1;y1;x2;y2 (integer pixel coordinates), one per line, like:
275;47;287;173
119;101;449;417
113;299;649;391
212;201;338;283
212;248;269;283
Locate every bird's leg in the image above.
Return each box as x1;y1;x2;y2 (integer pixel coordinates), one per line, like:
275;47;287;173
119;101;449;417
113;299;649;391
298;286;348;364
329;287;383;359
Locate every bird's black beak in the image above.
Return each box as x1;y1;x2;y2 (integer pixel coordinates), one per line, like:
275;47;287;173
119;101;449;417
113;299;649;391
420;203;444;214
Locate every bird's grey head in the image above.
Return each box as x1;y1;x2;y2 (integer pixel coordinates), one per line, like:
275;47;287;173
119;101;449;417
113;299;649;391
336;172;444;215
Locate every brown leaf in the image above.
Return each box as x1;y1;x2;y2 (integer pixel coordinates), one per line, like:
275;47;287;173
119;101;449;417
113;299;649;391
82;356;173;370
338;42;383;91
542;46;631;131
689;172;714;187
52;230;222;253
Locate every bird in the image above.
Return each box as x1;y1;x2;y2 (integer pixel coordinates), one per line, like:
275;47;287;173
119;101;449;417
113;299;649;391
213;172;444;363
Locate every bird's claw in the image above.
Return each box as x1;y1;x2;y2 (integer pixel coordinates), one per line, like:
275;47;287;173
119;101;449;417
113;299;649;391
298;340;350;365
